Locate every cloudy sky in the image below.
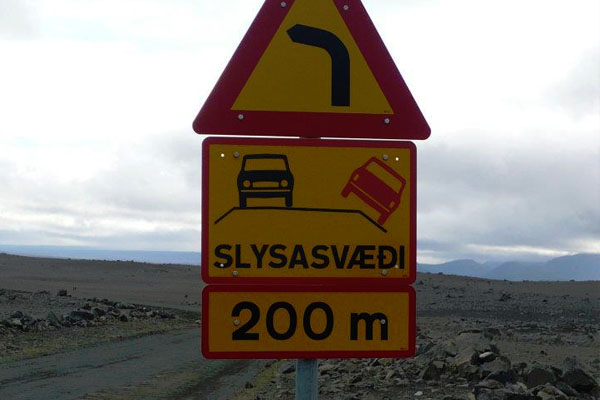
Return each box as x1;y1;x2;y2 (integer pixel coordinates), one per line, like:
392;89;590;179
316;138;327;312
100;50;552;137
0;0;598;263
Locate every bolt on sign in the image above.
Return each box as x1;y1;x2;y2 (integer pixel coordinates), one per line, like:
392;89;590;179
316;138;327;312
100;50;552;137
202;137;416;284
202;285;415;359
193;0;430;140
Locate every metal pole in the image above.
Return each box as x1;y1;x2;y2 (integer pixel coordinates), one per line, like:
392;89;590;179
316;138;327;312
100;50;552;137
296;359;318;400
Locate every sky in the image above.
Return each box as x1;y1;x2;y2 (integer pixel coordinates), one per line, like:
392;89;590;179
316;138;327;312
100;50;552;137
0;0;598;264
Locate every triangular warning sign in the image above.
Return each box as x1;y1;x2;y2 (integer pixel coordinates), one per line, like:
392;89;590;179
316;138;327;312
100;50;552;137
193;0;430;140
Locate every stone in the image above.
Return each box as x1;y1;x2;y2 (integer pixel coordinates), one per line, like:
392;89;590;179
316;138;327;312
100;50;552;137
419;361;444;381
9;318;23;328
57;289;68;296
560;366;598;393
10;311;24;319
46;311;61;327
70;310;95;321
498;293;512;301
158;311;175;319
535;384;567;400
524;365;555;388
318;363;335;375
486;369;518;384
481;355;511;376
92;307;106;317
483;327;502;338
554;381;578;396
280;363;295;374
476;379;504;390
130;310;147;319
479;351;497;363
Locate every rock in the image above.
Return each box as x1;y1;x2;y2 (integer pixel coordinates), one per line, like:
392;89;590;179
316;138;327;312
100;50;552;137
92;308;106;317
419;360;445;381
524;365;555;388
318;363;335;375
46;311;61;327
458;364;482;381
119;314;129;322
76;319;88;327
130;310;147;319
414;391;423;396
10;311;24;319
535;384;568;400
9;318;23;329
554;381;578;396
560;366;598;393
481;355;511;377
486;369;518;385
479;351;497;363
158;311;175;319
498;293;512;301
483;327;502;338
116;302;135;309
70;310;95;321
280;362;295;374
57;289;68;296
476;379;504;390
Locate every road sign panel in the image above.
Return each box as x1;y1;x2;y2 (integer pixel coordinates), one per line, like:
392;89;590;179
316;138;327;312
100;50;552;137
193;0;430;140
202;137;416;284
202;285;416;359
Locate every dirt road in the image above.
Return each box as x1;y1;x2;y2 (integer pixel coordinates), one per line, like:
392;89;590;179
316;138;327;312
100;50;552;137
0;328;260;400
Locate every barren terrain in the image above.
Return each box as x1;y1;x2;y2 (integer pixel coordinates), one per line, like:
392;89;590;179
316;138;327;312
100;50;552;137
0;253;598;399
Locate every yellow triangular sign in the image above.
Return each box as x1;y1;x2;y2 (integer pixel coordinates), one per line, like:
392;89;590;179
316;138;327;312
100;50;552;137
233;0;392;114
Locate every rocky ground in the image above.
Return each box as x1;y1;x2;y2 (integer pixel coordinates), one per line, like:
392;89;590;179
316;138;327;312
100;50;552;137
1;254;598;399
0;288;198;362
236;274;600;400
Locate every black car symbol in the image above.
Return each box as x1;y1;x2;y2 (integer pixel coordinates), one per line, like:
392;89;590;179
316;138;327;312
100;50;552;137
237;154;294;208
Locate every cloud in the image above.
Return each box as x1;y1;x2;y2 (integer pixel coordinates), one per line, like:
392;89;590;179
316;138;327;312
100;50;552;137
0;0;38;39
546;46;600;118
0;0;598;261
418;137;600;260
0;132;203;251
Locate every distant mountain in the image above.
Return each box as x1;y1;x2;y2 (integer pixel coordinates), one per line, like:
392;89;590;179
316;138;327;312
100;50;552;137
418;253;600;281
485;253;600;281
0;245;201;266
418;259;495;278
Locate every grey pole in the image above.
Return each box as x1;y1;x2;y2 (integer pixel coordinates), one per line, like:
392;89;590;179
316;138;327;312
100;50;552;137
296;359;318;400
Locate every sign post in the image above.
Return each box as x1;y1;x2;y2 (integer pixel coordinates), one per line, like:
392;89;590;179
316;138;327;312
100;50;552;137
193;0;430;398
296;360;318;400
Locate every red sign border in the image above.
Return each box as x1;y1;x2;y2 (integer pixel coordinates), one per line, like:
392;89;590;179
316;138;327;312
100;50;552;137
201;284;416;360
202;136;416;285
192;0;430;140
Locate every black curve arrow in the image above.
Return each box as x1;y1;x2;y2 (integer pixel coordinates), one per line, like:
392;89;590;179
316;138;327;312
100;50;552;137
287;24;350;107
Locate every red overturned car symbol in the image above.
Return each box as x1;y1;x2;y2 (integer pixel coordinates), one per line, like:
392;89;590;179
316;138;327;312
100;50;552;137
341;157;406;226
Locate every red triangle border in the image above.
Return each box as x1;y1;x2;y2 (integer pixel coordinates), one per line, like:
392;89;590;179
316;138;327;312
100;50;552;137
193;0;430;140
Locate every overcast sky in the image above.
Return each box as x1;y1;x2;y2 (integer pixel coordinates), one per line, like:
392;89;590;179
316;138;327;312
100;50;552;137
0;0;598;263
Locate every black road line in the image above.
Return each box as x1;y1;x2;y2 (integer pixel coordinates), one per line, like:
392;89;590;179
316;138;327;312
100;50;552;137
287;24;350;107
214;207;387;233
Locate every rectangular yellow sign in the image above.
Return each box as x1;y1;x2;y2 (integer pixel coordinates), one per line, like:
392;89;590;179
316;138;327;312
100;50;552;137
202;137;416;284
201;285;415;359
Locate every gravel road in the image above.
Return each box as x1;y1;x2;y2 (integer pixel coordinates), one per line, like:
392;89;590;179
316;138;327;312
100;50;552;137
0;328;258;400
